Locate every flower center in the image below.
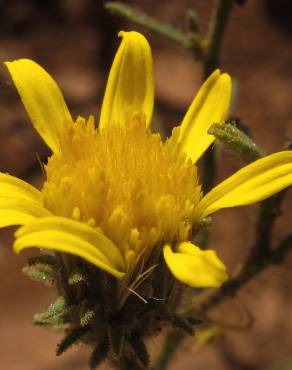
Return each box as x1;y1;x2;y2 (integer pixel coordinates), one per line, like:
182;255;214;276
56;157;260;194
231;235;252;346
42;114;201;267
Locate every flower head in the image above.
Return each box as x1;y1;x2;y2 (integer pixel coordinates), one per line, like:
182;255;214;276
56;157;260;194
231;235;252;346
3;30;292;288
42;113;201;280
2;31;292;363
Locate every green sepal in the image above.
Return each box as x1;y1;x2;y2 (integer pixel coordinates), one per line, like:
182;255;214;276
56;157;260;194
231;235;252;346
33;296;71;329
68;267;89;285
23;265;55;287
118;354;145;370
56;325;90;356
148;299;194;335
28;254;58;267
80;299;98;327
108;320;126;358
33;311;70;330
103;275;119;315
169;313;194;335
47;296;69;317
89;337;109;369
128;330;149;368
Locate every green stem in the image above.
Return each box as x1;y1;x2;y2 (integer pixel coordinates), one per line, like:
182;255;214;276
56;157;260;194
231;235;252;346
203;0;234;78
201;0;234;193
105;2;188;46
151;330;184;370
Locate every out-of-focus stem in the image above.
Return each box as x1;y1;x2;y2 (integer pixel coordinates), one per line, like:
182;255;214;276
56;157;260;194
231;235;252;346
105;2;188;46
151;330;184;370
201;0;234;193
203;0;234;79
198;231;292;313
152;2;236;368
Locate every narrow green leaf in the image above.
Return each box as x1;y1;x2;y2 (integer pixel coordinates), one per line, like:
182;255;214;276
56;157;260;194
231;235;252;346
208;122;264;163
170;314;194;335
23;265;54;286
33;311;70;329
89;338;109;369
105;2;187;46
47;296;69;317
28;254;57;267
68;267;89;285
56;325;90;356
108;321;125;358
148;299;194;335
33;296;71;329
129;331;149;368
80;300;98;327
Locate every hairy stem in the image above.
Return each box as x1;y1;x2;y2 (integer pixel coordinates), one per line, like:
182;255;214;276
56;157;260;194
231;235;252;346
202;0;234;193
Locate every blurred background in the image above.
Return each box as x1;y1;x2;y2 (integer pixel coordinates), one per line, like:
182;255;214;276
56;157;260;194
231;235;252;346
0;1;292;369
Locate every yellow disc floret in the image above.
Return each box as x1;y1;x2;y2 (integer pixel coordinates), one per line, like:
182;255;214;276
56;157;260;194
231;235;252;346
42;114;201;272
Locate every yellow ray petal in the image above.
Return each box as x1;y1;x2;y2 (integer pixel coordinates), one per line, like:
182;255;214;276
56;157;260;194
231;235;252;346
5;59;73;152
0;173;49;227
99;31;154;129
163;242;228;288
0;172;42;201
14;216;126;277
0;197;51;227
199;151;292;217
177;70;232;163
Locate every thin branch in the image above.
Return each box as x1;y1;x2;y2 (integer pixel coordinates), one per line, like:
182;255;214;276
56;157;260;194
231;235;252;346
154;231;292;370
203;0;234;78
202;0;235;193
105;2;189;46
151;330;184;370
198;231;292;313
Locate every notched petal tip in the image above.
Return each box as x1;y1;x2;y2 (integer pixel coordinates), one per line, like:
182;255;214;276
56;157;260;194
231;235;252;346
5;58;73;152
177;69;232;164
99;30;154;129
118;30;126;38
163;242;228;288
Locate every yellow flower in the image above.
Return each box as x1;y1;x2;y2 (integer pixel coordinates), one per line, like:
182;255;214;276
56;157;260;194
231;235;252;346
2;31;292;290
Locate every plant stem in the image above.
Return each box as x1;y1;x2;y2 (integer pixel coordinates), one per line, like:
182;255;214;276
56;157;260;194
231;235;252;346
201;0;235;193
105;2;188;46
151;330;184;370
152;2;236;368
203;0;234;78
198;230;292;313
155;229;292;370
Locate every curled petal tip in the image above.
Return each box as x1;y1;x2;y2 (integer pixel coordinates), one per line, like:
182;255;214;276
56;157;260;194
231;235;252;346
163;243;228;288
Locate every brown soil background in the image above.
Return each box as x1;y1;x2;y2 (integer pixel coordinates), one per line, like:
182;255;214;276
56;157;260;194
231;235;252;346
0;1;292;370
